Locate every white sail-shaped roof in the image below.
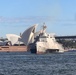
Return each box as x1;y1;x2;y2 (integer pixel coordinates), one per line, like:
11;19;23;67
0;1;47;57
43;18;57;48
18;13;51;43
21;24;37;45
6;34;21;45
34;31;41;38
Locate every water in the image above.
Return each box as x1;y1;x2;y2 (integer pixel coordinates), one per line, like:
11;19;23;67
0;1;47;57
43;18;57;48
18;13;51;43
0;51;76;75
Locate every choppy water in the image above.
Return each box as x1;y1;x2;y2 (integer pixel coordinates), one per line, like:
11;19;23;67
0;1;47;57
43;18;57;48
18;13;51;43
0;51;76;75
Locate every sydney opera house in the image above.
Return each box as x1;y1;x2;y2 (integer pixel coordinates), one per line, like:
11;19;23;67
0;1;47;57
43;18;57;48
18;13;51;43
0;24;66;54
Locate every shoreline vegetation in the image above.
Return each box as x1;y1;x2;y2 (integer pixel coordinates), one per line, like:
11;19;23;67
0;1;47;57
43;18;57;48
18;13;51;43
57;39;76;50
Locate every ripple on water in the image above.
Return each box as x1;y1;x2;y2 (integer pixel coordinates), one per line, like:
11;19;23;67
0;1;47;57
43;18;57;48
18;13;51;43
0;52;75;75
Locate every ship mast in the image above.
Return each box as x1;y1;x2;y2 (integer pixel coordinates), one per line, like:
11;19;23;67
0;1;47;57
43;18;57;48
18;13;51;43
42;23;47;33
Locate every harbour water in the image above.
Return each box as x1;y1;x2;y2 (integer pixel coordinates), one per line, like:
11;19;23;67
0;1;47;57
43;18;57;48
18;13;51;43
0;51;76;75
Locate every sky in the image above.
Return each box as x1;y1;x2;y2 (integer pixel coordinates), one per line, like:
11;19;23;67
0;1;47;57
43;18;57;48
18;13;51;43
0;0;76;37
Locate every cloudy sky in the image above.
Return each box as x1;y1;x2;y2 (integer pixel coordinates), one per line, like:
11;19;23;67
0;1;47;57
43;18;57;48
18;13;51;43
0;0;76;37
